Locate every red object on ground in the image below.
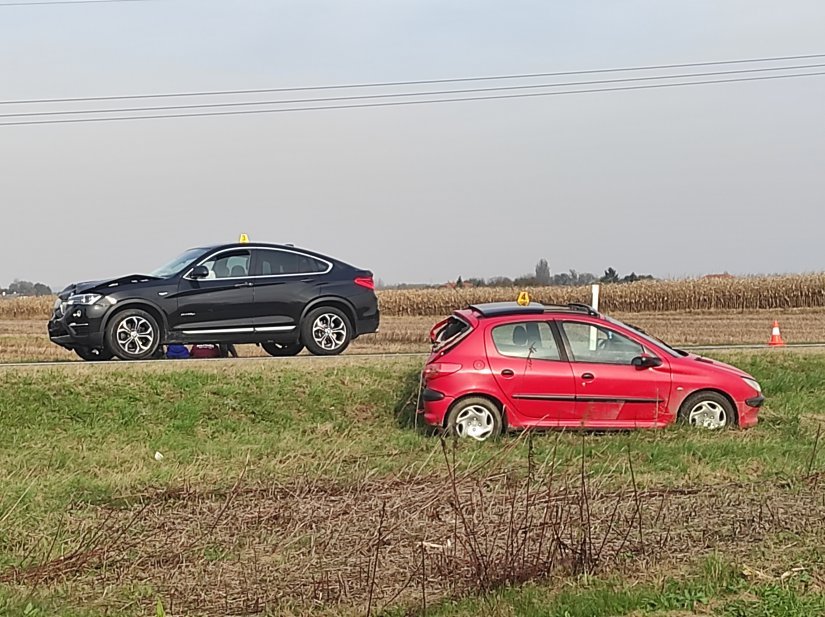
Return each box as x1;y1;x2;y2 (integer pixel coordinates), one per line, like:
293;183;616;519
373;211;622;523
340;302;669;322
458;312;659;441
190;344;220;359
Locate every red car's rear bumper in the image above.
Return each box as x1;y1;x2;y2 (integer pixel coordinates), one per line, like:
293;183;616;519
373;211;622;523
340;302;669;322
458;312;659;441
418;388;454;427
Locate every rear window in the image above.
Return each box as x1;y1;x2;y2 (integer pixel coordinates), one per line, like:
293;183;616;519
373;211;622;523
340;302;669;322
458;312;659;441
432;316;471;352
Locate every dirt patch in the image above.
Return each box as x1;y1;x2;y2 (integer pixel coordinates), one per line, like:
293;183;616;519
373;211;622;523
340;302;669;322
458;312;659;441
3;457;825;616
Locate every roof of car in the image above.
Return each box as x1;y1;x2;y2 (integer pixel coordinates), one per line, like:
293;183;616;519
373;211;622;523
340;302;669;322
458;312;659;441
468;302;600;318
198;242;304;251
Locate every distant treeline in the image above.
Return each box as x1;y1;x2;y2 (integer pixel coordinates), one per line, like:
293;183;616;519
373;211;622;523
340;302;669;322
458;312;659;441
1;279;53;297
379;260;654;290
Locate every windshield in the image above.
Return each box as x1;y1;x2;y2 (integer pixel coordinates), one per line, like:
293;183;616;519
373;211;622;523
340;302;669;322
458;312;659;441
604;315;685;357
149;248;208;278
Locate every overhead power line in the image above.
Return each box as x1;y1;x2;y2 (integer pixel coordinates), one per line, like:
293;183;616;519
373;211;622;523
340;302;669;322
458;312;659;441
1;52;824;106
0;0;153;6
2;69;824;127
3;62;824;120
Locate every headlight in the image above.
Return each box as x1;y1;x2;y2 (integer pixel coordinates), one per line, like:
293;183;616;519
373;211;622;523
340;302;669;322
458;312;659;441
67;293;103;305
742;377;761;393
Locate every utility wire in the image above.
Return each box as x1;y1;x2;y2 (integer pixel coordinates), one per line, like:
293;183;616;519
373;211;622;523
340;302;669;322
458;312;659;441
0;0;153;6
4;62;824;120
1;52;824;106
2;69;824;127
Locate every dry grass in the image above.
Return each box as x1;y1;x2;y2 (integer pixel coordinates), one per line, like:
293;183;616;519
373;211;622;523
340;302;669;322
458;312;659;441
3;309;825;363
3;442;823;616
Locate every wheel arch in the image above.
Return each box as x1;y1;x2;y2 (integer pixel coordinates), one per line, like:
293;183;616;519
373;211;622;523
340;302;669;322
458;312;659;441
301;296;358;331
102;300;169;342
680;388;740;425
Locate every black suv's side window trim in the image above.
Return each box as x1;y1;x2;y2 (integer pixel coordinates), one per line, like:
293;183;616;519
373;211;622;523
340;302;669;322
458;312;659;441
250;248;332;278
183;247;332;280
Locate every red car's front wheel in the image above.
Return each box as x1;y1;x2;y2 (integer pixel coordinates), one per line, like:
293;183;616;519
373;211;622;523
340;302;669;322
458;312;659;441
679;391;735;429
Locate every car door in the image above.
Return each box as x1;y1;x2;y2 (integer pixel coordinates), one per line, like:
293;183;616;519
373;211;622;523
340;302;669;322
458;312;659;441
249;248;329;333
485;320;578;425
172;249;255;335
558;320;672;428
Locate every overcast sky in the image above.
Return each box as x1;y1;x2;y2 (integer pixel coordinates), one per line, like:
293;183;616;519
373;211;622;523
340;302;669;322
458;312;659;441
1;0;824;289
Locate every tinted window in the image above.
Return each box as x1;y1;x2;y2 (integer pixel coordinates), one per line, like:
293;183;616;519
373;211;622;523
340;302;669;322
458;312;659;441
561;322;643;365
254;250;328;276
491;321;561;361
200;250;251;279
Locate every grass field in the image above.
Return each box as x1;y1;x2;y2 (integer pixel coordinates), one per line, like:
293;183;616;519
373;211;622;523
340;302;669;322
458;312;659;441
0;352;824;615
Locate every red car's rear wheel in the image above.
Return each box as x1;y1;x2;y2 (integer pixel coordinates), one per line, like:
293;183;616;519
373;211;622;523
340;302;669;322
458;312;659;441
446;397;503;441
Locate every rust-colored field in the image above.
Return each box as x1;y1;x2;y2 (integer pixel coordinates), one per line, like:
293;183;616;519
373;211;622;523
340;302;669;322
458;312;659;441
1;309;823;363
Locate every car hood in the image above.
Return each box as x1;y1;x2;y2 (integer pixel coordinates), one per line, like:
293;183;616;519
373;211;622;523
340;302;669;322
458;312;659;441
59;274;161;299
682;352;754;379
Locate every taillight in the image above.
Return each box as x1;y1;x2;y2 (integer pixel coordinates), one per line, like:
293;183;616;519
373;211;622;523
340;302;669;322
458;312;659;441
354;276;374;290
423;363;462;379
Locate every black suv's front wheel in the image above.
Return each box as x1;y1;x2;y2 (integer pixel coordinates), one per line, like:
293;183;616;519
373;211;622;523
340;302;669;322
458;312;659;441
301;307;352;356
105;308;161;361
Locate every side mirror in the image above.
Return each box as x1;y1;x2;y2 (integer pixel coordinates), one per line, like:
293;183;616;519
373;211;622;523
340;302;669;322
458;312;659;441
189;265;209;280
632;355;663;369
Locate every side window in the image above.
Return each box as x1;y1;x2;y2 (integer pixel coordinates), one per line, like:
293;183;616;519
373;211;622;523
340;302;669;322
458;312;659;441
561;322;644;365
491;321;561;361
200;250;251;279
255;250;328;276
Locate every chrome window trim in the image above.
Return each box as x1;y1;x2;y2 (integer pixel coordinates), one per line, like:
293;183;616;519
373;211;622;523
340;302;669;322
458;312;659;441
183;247;332;281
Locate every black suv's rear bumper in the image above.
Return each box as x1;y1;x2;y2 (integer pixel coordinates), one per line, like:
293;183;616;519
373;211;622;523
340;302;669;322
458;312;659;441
48;304;108;350
355;309;380;336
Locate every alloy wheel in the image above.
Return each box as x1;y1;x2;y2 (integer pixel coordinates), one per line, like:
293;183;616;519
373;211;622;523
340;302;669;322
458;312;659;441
311;313;348;351
115;315;156;355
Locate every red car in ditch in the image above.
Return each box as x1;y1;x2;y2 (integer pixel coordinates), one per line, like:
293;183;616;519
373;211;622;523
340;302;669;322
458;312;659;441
418;302;764;440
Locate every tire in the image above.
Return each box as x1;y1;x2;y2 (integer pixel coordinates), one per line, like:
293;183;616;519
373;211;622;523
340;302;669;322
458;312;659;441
105;308;161;361
446;397;504;442
301;307;352;356
261;341;304;357
678;391;735;429
74;346;114;362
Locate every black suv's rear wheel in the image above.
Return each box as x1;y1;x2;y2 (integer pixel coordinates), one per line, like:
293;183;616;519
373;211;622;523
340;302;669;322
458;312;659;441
301;307;352;356
105;309;161;361
261;341;304;357
74;346;114;362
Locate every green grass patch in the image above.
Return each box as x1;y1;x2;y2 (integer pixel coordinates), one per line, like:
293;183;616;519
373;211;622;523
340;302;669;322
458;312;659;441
413;555;825;617
0;351;824;615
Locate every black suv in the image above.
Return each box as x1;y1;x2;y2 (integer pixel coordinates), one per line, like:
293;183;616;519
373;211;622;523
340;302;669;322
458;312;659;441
48;242;379;361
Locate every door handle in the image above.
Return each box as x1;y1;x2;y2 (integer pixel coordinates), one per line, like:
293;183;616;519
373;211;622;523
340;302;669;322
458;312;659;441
581;372;595;380
501;369;515;377
300;277;316;283
234;281;252;288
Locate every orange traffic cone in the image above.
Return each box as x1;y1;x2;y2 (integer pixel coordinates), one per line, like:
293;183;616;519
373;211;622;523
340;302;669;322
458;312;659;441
769;320;785;347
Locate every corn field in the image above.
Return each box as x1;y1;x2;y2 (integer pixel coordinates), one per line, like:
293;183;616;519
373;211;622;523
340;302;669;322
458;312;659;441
0;296;54;320
377;274;825;316
3;274;825;320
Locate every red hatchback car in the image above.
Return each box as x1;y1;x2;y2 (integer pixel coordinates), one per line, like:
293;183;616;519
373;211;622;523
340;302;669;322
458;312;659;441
418;302;764;440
